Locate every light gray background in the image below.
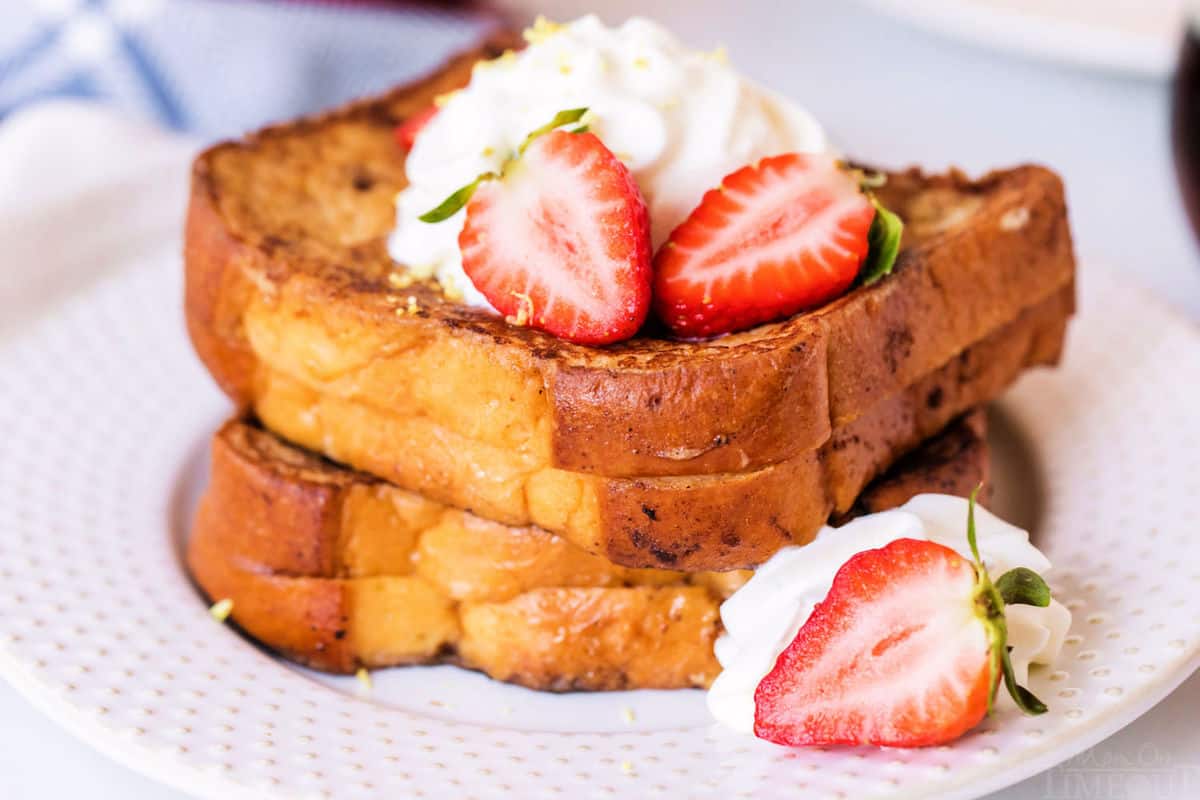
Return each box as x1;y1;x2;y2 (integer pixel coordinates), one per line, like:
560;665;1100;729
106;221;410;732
1;2;1198;798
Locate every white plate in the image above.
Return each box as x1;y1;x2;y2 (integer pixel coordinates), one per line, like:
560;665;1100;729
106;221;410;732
0;241;1197;799
862;0;1185;78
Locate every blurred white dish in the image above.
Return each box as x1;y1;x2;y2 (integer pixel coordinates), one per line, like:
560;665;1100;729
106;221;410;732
862;0;1184;78
496;1;1183;78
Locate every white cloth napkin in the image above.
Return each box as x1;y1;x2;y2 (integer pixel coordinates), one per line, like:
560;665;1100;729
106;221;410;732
0;100;195;339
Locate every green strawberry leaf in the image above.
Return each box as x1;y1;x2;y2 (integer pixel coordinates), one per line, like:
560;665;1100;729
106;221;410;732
418;172;497;223
858;195;903;286
519;107;588;154
1001;645;1049;715
996;567;1052;608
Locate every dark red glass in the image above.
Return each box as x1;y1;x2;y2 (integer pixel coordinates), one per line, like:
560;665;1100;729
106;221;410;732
1173;25;1200;241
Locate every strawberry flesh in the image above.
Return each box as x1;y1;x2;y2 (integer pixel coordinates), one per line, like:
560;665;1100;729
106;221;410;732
653;153;875;338
754;538;997;748
458;130;652;345
395;105;438;151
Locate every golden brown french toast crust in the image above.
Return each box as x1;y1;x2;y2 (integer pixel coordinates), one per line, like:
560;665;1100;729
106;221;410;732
246;282;1066;571
188;414;990;686
185;39;1076;483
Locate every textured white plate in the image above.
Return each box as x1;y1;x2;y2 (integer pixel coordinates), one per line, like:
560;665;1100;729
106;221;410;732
0;245;1198;800
862;0;1184;78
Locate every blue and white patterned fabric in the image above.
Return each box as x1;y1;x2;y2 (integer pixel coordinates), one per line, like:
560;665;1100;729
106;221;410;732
0;0;501;139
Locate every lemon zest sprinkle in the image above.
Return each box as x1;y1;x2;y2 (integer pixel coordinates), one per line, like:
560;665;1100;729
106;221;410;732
388;271;416;289
523;16;563;45
506;292;535;327
209;599;233;622
433;90;460;109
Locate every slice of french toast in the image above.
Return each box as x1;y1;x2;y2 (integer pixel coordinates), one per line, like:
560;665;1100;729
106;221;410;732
184;38;1073;570
188;413;990;687
246;287;1066;570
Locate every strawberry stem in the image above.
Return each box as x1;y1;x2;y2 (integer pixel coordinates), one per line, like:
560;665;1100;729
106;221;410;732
966;484;984;563
964;487;1049;717
858;169;888;188
518;107;589;154
966;490;1003;713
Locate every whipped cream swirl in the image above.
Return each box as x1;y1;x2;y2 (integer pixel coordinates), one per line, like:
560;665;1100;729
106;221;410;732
707;494;1073;735
387;15;829;307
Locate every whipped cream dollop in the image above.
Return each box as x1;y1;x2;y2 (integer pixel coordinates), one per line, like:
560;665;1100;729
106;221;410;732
387;15;829;307
707;494;1073;735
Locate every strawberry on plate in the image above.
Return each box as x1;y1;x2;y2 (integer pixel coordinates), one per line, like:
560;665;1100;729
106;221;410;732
455;128;652;345
395;105;438;150
754;492;1049;748
653;153;893;339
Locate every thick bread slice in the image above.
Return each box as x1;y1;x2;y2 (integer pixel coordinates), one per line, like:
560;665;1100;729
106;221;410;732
836;408;992;521
185;38;1075;485
247;286;1067;570
188;414;989;686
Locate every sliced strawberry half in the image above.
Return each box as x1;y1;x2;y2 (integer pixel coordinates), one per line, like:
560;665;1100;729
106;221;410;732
653;152;876;339
395;105;437;150
458;129;652;345
753;494;1050;748
755;538;995;747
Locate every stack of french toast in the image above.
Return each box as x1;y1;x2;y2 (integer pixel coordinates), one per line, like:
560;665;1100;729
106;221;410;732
183;39;1076;691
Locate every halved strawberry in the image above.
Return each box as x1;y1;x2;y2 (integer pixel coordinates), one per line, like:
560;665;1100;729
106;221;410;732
754;494;1049;748
755;538;993;747
395;105;437;150
653;153;877;338
458;129;652;345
